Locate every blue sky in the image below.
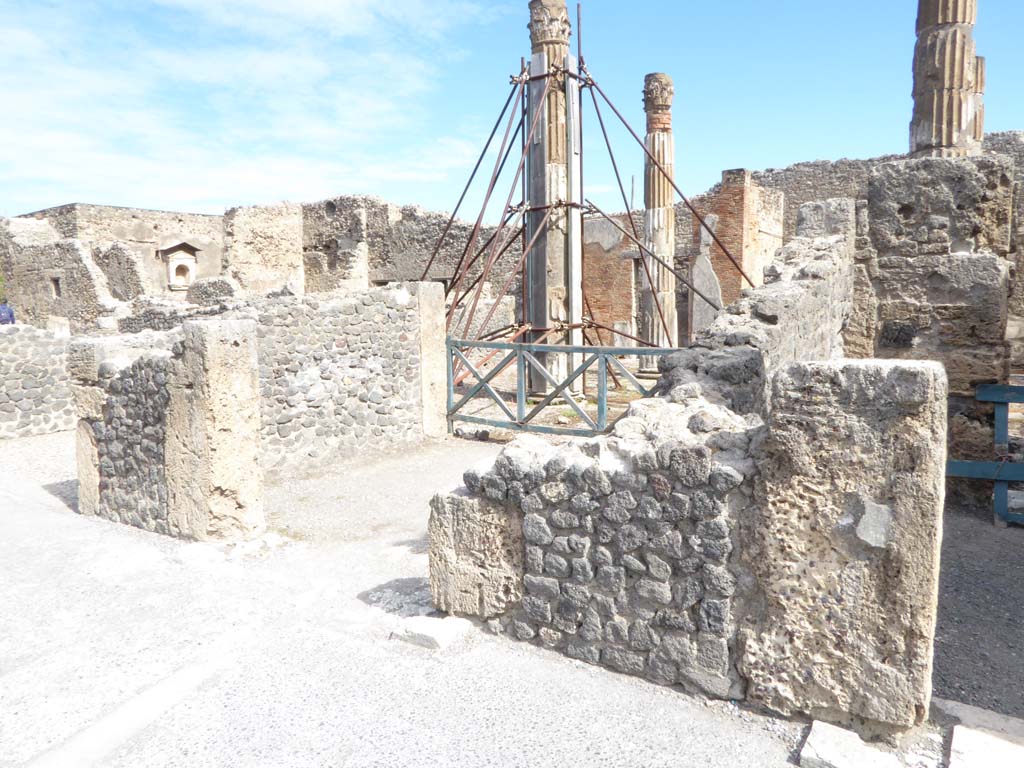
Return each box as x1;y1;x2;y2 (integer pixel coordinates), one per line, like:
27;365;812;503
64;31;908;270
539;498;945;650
1;0;1021;220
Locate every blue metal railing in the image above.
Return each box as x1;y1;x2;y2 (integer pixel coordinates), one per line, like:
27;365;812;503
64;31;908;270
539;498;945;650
946;383;1024;526
447;338;676;437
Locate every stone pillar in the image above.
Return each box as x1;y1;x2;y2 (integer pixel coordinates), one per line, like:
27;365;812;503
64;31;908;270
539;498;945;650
165;318;264;541
414;282;448;439
526;0;582;391
640;73;678;369
910;0;985;158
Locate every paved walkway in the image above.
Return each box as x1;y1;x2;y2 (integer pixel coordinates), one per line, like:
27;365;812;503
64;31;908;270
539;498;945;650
0;432;803;768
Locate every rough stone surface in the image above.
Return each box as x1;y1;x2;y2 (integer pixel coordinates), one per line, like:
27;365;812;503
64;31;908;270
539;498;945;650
164;319;264;540
742;361;947;733
428;490;524;619
0;325;75;439
223;203;305;297
0;218;126;332
16;203;224;300
662;199;855;416
856;154;1015;509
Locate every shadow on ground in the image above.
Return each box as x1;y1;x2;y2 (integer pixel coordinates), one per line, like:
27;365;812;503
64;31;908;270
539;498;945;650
43;480;78;513
358;577;436;618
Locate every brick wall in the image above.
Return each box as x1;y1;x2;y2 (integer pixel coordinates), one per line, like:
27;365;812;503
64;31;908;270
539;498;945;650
582;216;635;343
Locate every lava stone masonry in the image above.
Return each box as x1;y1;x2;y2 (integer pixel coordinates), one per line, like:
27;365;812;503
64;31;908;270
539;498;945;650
0;325;75;439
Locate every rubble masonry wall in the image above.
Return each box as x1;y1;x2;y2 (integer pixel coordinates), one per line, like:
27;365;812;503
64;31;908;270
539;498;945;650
0;325;76;440
70;319;264;541
17;204;224;300
0;218;123;333
429;200;947;735
251;283;445;470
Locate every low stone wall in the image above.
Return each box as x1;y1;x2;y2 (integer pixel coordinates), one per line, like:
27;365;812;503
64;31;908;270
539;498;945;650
70;319;264;541
0;325;76;440
251;283;446;470
429;202;949;736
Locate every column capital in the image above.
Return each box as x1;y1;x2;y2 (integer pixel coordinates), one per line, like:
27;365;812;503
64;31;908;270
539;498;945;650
529;0;571;55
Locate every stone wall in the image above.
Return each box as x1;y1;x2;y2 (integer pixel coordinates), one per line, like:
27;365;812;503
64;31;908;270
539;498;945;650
223;204;305;297
0;218;124;333
428;202;950;735
664;199;855;416
303;196;519;308
17;204;224;300
751;155;903;242
70;319;264;541
0;325;75;440
250;283;446;470
835;155;1015;510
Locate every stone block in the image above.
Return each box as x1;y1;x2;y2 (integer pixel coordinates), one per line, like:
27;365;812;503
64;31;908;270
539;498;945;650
428;490;524;619
799;721;901;768
742;360;947;734
165;318;264;540
223;203;305;297
949;726;1024;768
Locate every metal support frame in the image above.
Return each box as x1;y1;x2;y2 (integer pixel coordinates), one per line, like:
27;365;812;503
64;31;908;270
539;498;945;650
946;383;1024;526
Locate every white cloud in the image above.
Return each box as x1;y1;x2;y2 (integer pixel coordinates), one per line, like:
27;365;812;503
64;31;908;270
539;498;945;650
0;0;502;216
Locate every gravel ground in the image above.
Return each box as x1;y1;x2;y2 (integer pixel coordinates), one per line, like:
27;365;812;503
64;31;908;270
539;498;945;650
933;510;1024;719
0;431;806;768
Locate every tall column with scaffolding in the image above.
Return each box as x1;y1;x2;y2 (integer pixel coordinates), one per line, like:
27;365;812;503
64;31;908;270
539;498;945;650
639;73;677;368
525;0;583;391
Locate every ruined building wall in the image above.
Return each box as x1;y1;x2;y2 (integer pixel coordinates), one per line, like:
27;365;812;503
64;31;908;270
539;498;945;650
250;283;445;471
303;196;521;307
750;156;902;242
223;203;305;297
848;154;1015;511
0;217;124;333
70;319;264;541
18;204;224;299
0;326;76;440
429;201;948;736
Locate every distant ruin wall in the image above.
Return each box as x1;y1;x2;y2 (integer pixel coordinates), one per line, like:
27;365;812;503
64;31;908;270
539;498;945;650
251;283;445;471
583;217;636;343
0;218;122;333
0;326;75;440
223;204;305;297
70;319;264;541
18;204;224;299
751;156;902;242
303;196;520;305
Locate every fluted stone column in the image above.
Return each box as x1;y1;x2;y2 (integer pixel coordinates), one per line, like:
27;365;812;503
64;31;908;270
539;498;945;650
526;0;582;391
640;73;677;370
911;0;986;157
